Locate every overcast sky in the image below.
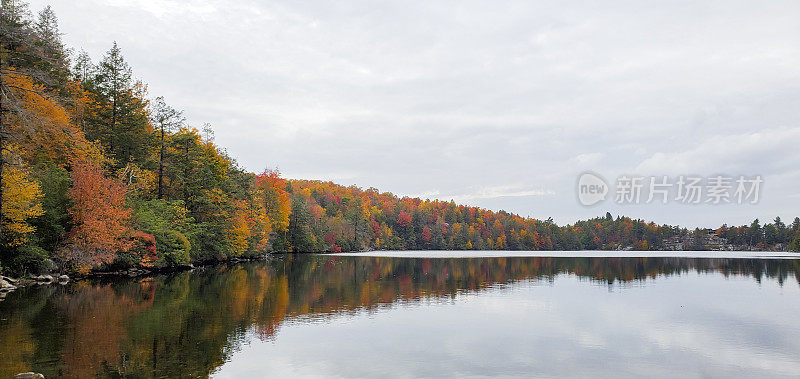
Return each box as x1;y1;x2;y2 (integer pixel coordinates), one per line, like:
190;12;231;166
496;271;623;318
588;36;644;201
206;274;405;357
30;0;800;227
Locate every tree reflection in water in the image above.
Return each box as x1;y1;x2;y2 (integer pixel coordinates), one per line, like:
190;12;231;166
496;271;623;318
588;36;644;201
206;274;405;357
1;255;798;377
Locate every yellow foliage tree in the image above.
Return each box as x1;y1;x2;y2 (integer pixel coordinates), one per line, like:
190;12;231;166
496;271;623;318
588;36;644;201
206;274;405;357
5;71;104;167
254;170;291;241
228;200;252;256
2;159;45;246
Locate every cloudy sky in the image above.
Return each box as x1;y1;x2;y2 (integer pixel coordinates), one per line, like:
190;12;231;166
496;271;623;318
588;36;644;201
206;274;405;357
30;0;800;227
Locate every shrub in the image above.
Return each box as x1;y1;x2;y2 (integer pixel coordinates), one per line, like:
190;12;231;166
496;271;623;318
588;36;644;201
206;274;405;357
4;244;54;276
132;199;194;266
159;230;191;266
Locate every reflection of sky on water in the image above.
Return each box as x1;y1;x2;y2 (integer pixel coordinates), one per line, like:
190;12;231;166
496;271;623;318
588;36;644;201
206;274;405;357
3;255;799;377
214;272;800;378
334;250;800;259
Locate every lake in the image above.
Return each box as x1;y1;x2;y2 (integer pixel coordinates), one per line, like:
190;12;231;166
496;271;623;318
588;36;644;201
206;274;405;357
1;252;800;378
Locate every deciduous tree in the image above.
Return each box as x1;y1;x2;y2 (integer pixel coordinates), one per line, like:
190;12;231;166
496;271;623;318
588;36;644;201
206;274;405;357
62;161;133;273
1;159;43;246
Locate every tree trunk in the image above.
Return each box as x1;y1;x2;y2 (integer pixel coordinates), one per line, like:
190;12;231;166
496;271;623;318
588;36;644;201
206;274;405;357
158;126;164;199
0;112;4;240
353;215;358;250
110;92;116;155
0;54;5;239
183;142;189;206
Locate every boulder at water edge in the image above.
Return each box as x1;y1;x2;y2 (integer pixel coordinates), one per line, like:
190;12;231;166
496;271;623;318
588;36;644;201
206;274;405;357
14;373;45;379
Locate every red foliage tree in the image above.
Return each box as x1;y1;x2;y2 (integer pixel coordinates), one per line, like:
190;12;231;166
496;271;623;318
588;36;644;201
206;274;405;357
421;226;432;244
397;211;412;228
128;230;159;267
62;162;134;273
324;232;336;246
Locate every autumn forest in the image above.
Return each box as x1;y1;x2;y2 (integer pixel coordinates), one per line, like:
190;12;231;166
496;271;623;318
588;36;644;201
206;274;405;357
1;2;799;276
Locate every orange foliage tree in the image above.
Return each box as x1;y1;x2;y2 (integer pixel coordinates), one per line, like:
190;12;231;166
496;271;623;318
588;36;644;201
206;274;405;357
61;161;134;272
4;71;103;167
254;169;291;239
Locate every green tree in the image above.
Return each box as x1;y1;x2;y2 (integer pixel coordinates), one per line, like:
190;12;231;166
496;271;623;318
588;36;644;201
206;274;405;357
790;235;800;252
150;96;184;199
288;194;314;252
30;162;71;252
132;199;193;266
33;5;71;90
748;219;762;247
344;196;364;251
764;222;778;246
167;128;201;206
72;49;93;83
85;42;152;168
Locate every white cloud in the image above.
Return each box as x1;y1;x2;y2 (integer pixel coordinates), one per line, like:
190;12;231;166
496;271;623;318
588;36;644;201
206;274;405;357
571;153;605;165
635;127;800;176
31;0;800;226
415;185;557;204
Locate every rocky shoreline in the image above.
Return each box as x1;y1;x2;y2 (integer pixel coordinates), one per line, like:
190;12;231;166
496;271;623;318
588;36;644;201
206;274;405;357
0;255;276;301
0;274;69;301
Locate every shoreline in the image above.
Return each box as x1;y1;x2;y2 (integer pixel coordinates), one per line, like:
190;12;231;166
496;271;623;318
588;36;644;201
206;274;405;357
4;248;797;288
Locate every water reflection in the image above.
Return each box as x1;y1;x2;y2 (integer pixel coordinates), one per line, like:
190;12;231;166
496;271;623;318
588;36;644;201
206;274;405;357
1;255;799;377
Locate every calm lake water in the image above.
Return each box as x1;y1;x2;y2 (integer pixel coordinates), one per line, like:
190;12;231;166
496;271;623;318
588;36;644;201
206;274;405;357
1;252;800;378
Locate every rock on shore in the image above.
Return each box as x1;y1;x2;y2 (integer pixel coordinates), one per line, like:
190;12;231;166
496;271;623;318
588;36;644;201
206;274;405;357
33;274;54;283
1;276;18;293
14;373;45;379
1;278;14;289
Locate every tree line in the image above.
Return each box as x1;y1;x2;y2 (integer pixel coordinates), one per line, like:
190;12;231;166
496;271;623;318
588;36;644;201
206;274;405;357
1;1;799;276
